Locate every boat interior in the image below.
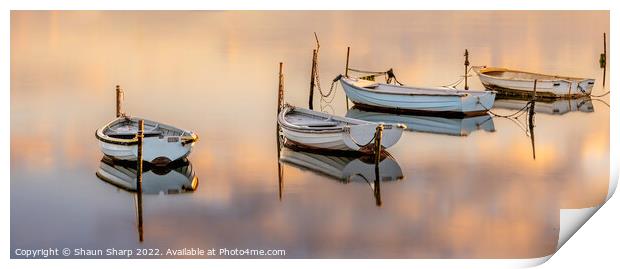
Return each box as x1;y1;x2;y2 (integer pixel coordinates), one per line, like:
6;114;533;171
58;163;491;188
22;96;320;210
104;118;185;139
483;70;582;81
284;110;344;128
349;78;473;95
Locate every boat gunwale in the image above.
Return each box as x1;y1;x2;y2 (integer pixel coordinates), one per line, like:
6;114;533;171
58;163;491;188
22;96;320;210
277;104;404;134
95;116;198;146
475;66;594;83
341;77;495;97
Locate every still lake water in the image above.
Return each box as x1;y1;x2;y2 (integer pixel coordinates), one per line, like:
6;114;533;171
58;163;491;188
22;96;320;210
11;11;611;259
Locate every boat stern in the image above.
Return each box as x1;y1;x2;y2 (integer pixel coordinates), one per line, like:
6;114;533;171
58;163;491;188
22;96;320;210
380;124;406;149
462;91;496;114
576;79;595;95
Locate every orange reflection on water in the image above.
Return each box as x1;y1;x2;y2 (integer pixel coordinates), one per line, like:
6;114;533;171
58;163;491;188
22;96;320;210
10;11;610;259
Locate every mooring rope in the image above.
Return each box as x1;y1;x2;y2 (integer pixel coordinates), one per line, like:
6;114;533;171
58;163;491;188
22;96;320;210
345;126;380;149
478;100;533;118
311;38;339;112
588;91;610;98
347;68;387;75
591;98;610;108
440;66;477;89
347;67;405;86
319;101;335;115
347;131;377;148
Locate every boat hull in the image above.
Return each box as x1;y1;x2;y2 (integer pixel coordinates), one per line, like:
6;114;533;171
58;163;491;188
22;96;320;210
98;137;194;163
279;121;404;152
278;105;405;153
475;67;595;98
340;78;495;115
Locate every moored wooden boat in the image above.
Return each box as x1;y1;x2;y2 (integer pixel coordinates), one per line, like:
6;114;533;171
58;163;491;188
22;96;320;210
339;76;496;116
277;104;405;153
346;107;495;136
95;156;198;194
474;66;595;98
95;116;198;164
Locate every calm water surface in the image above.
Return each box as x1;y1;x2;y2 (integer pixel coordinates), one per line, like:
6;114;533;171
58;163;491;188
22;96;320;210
11;11;610;258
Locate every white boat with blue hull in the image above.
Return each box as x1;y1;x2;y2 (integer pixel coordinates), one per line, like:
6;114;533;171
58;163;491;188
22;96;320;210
339;76;496;116
278;104;405;153
95;116;198;164
346;107;495;137
474;67;595;98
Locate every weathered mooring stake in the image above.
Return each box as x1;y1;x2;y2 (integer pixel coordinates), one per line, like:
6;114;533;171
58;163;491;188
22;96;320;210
277;62;284;114
136;119;144;242
344;47;351;109
309;49;317;110
464;49;470;90
116;85;123;117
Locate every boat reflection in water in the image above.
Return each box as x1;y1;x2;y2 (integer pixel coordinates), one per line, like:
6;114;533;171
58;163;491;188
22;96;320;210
278;146;403;207
494;96;594;115
96;156;199;242
494;96;594;160
345;106;495;136
96;156;198;194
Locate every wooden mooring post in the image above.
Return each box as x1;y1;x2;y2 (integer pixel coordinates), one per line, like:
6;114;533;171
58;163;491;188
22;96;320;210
373;124;384;207
344;47;351;109
277;62;284;114
136;119;145;242
309;49;317;110
464;49;470;90
116;85;123;117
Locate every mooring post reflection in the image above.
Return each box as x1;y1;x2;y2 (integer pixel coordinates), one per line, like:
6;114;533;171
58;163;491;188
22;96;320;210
600;32;607;87
136;119;144;242
96;156;198;242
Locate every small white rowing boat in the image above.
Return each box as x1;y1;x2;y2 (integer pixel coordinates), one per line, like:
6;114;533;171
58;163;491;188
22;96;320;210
96;156;198;194
474;67;595;98
346;107;495;137
339;76;496;116
277;104;405;153
95;116;198;164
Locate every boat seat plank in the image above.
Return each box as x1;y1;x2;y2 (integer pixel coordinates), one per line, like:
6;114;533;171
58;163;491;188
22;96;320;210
300;121;339;127
109;130;162;136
